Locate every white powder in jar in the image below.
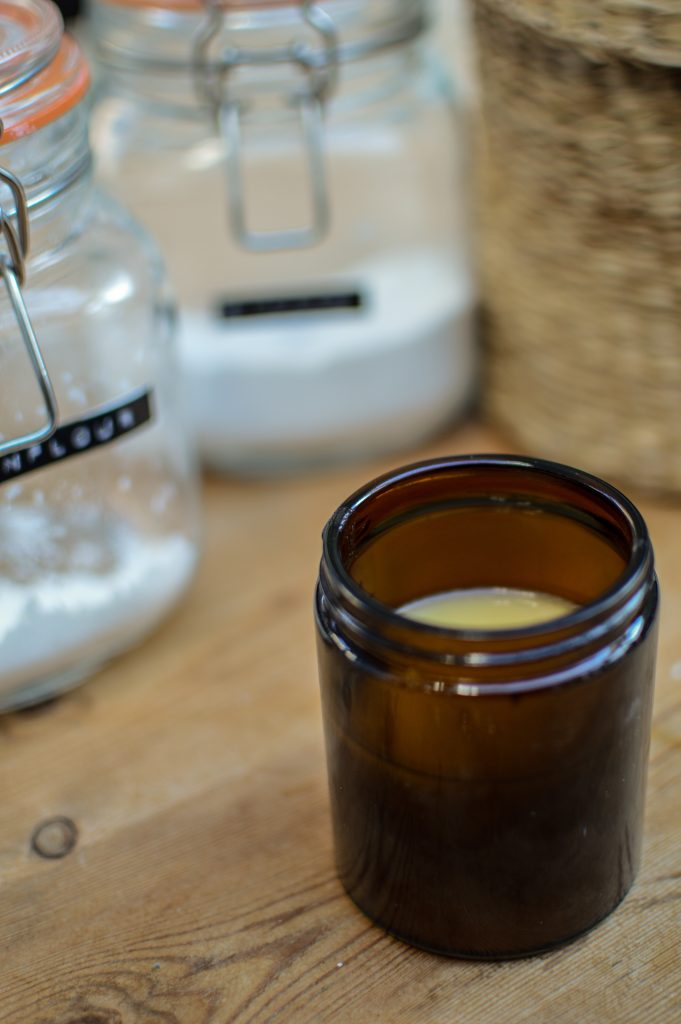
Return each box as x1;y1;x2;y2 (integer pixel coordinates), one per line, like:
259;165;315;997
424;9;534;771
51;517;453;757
0;517;196;706
179;248;475;471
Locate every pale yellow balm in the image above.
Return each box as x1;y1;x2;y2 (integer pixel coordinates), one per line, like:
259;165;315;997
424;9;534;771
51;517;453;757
400;587;577;630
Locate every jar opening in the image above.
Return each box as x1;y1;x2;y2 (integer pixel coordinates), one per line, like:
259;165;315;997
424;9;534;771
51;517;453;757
319;455;656;688
347;482;630;624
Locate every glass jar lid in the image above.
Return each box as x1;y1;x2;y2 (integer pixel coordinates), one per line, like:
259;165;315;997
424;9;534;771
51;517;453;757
0;0;61;88
98;0;414;11
105;0;318;6
0;0;89;143
93;0;427;61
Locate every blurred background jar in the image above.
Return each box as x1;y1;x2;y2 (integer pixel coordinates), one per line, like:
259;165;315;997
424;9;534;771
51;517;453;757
0;0;199;710
89;0;475;474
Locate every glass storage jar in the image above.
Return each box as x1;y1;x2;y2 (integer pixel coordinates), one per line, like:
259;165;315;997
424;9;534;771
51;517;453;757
90;0;475;473
0;0;199;710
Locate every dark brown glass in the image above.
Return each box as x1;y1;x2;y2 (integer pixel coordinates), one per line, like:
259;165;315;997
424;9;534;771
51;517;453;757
315;455;658;958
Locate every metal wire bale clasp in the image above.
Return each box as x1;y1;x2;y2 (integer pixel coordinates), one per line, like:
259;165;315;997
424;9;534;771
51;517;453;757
193;0;339;253
0;168;58;458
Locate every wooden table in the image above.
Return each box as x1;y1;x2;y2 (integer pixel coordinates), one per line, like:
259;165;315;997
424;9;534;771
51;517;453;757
2;423;680;1023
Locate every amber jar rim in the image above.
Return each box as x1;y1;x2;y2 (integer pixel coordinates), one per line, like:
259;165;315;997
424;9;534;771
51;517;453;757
318;454;656;693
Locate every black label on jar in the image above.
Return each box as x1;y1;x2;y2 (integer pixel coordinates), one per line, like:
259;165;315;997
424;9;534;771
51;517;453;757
217;291;363;319
0;388;153;484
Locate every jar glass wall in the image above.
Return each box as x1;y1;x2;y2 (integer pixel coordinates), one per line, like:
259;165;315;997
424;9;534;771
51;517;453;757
315;455;659;958
90;0;475;472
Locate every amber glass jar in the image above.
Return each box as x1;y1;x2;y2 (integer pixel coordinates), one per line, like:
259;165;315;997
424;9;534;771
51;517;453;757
315;455;658;958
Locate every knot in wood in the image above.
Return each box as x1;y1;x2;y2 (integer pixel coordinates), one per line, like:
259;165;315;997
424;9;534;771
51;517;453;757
31;816;78;859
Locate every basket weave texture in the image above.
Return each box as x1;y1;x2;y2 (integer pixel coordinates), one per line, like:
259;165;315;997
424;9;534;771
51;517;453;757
475;0;681;491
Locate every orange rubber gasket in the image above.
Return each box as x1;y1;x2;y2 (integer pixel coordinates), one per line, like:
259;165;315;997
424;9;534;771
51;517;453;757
0;35;90;144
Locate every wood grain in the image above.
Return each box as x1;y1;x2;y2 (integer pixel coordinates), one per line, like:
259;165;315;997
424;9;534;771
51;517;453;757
1;422;680;1023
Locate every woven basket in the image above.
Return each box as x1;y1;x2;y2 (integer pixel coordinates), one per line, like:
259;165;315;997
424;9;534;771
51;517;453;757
474;0;681;491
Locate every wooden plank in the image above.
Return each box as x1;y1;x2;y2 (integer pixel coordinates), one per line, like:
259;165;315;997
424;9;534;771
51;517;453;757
1;424;680;1022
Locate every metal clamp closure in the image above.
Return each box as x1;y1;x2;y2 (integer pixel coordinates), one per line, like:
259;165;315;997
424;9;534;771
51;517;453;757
193;1;338;252
0;168;58;457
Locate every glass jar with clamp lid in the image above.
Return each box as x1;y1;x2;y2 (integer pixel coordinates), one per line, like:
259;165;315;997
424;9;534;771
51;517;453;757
0;0;199;709
91;0;475;472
